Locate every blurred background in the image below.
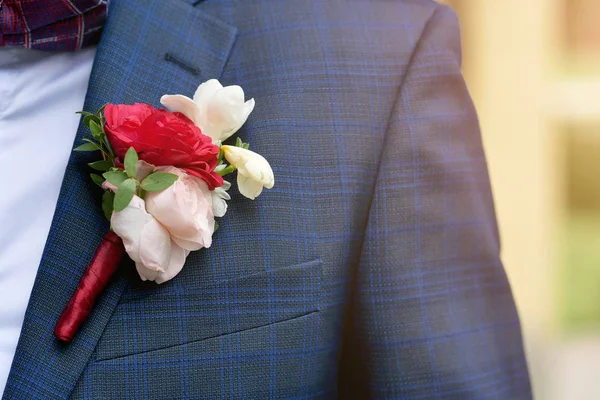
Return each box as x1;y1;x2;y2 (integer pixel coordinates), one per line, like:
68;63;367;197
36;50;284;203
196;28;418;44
440;0;600;398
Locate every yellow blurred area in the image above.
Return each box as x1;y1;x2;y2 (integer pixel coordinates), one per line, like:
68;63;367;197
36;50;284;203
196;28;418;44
441;1;600;398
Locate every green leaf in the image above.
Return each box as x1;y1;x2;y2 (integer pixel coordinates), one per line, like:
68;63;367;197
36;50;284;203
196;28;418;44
103;170;128;187
76;111;95;117
97;103;109;115
214;221;220;231
84;115;101;130
235;137;243;147
102;191;115;220
124;147;138;178
101;136;115;159
90;173;105;188
73;142;100;152
140;172;179;192
113;178;137;212
88;160;113;171
217;146;224;162
242;142;250;150
89;119;103;140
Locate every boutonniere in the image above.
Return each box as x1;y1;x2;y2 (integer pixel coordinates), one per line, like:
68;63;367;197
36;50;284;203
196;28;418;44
54;79;274;343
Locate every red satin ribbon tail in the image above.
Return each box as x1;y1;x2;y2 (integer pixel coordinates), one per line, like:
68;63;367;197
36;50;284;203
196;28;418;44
54;231;125;343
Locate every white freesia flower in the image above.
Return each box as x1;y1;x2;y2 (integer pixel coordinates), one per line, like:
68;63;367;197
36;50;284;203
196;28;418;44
160;79;255;143
212;180;231;218
221;145;274;200
145;166;215;251
111;195;189;284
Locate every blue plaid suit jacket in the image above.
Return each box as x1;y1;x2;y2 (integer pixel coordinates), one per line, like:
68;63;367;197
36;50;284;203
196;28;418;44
3;0;532;398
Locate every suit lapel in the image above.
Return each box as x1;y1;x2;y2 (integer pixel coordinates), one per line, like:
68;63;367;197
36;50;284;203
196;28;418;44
3;1;237;398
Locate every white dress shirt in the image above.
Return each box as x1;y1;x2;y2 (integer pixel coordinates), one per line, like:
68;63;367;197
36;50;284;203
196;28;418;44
0;47;96;394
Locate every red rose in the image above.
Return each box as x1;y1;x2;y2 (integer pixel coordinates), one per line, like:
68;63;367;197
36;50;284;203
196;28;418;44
104;103;223;189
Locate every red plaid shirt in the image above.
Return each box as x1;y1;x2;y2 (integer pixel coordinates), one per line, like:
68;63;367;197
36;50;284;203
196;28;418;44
0;0;107;51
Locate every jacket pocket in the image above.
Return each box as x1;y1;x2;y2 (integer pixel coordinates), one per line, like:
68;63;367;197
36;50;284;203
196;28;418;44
94;259;322;361
84;310;327;399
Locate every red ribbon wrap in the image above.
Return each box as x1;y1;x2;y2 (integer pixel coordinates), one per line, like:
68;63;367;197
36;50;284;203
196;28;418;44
54;231;125;343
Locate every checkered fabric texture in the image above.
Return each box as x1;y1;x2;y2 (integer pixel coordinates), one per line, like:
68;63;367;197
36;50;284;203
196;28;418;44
3;0;532;398
0;0;106;50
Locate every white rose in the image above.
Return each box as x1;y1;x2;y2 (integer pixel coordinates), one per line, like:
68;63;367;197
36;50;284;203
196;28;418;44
160;79;255;143
111;195;188;284
221;145;274;200
145;166;215;251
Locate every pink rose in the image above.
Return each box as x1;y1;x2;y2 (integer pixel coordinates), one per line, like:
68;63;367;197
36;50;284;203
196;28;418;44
145;166;214;251
111;196;189;284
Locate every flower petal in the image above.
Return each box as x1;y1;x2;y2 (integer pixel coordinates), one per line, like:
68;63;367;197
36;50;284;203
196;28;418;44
102;180;118;193
160;94;201;127
192;79;223;106
170;199;214;250
221;180;232;191
212;193;228;217
136;160;155;181
111;196;172;281
215;97;255;142
237;173;264;200
111;196;152;263
136;262;159;282
154;241;189;284
138;218;172;273
211;180;231;218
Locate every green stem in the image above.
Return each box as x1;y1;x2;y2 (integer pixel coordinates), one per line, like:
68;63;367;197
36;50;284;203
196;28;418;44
102;133;115;159
216;165;237;176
